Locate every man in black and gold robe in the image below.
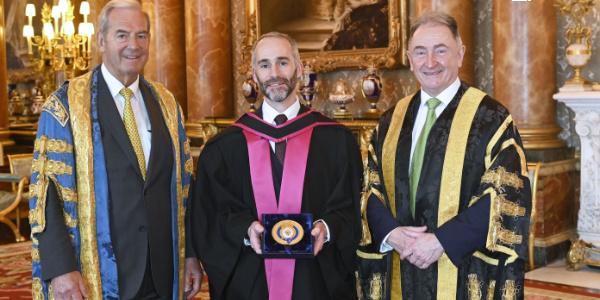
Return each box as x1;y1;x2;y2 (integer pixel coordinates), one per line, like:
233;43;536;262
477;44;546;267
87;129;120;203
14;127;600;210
359;12;531;299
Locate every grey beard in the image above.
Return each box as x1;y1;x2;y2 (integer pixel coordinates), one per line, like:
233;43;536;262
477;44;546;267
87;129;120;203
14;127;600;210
259;75;298;102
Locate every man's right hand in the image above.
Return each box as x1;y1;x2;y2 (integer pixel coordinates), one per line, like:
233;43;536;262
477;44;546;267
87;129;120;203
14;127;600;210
248;221;265;254
50;271;88;300
387;226;427;257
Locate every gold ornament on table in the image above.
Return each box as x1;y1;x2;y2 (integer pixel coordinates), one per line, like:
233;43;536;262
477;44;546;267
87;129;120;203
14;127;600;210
361;65;383;119
329;78;355;119
23;0;94;97
555;0;595;91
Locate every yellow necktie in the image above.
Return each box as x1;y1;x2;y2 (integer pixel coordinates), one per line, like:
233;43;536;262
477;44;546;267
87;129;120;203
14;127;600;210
410;97;442;218
120;87;146;180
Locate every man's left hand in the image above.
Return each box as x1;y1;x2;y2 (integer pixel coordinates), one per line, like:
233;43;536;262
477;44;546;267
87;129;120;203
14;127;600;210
311;222;327;256
401;233;444;269
184;257;203;299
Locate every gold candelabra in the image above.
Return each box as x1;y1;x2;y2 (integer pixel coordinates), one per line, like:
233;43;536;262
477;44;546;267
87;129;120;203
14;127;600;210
555;0;595;90
23;0;94;97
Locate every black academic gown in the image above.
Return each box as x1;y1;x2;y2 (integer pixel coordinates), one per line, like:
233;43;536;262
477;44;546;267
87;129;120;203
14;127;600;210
191;106;363;300
362;82;531;299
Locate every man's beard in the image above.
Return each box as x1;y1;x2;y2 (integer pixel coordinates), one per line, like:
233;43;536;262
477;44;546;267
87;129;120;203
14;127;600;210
257;75;298;102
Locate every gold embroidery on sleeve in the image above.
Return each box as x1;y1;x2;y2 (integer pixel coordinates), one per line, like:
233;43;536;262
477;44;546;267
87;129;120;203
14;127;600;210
31;158;73;176
42;94;70;127
498;194;526;218
481;167;523;192
34;136;74;154
491;222;523;248
182;184;190;200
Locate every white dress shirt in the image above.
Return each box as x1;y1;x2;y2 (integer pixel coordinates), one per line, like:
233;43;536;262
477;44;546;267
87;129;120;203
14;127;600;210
101;64;152;166
380;77;461;253
261;98;301;151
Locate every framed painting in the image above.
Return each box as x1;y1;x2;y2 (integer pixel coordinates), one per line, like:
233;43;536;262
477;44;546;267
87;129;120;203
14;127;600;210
238;0;409;74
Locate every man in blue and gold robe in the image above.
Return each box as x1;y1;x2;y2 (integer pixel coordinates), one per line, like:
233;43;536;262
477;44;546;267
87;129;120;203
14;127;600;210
29;1;201;299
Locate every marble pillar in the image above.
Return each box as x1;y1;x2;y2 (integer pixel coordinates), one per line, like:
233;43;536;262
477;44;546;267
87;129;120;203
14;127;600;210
554;91;600;245
414;0;474;86
493;0;564;150
142;0;188;115
0;0;15;165
184;0;233;120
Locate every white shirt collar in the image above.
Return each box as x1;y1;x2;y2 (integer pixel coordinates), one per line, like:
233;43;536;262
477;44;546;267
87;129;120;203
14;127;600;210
419;77;461;107
261;97;301;125
101;63;141;101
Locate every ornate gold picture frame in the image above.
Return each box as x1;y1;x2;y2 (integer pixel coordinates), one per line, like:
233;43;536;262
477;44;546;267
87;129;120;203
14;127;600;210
238;0;408;74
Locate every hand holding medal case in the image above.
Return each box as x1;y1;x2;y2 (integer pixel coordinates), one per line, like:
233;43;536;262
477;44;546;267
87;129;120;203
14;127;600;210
261;213;314;258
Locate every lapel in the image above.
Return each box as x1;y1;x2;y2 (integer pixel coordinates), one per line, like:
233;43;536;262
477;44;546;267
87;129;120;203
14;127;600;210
139;80;168;184
96;71;145;179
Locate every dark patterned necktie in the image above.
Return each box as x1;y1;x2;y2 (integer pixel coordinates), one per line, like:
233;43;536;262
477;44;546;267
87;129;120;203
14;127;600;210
274;114;288;166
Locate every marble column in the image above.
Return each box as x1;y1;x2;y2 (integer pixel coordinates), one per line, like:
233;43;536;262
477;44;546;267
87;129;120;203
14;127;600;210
141;0;188;115
414;0;474;86
184;0;233;120
0;0;15;165
493;0;564;150
554;91;600;245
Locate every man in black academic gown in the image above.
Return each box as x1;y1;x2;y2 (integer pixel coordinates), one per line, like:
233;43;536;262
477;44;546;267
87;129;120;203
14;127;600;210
359;12;531;299
191;32;363;300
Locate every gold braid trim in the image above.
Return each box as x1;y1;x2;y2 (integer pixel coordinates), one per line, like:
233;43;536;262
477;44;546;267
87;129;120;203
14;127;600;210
490;138;528;178
355;272;363;300
438;87;487;299
146;80;186;299
485;115;512;170
357;249;385;259
182;184;190;200
502;280;517;300
360;191;372;246
68;71;101;298
467;274;482;300
184;158;194;175
62;210;78;228
487;280;495;300
31;158;73;176
381;94;412;299
32;237;39;246
498;194;526;218
480;166;523;192
32;247;41;263
42;94;69;127
32;278;44;300
369;272;384;300
34;135;74;154
493;223;523;246
184;138;191;155
368;140;378;166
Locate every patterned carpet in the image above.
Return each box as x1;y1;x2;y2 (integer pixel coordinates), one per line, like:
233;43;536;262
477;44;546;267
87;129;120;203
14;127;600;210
1;241;598;299
0;241;210;299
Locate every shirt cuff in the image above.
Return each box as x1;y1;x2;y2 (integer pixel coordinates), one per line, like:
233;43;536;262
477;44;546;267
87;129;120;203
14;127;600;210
314;219;330;242
379;231;394;253
243;237;251;246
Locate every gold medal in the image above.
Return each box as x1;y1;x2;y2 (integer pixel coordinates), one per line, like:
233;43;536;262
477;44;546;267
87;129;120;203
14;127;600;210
272;220;304;245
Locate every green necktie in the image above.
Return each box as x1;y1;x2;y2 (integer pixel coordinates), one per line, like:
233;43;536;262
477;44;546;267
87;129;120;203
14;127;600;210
410;97;442;218
120;87;146;180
